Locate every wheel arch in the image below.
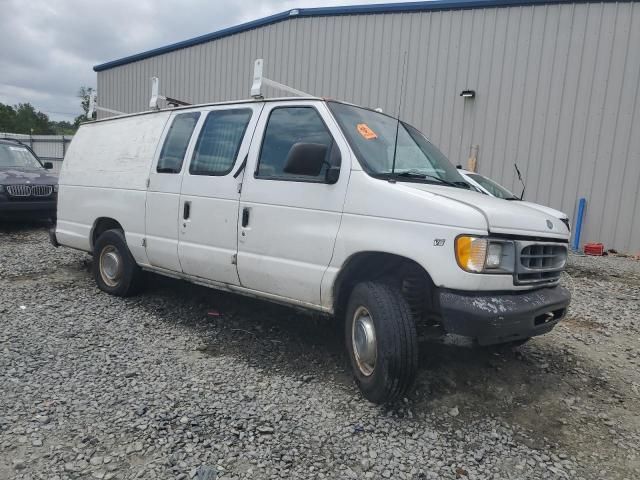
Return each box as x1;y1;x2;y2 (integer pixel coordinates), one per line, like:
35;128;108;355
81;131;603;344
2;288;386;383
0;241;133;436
90;217;124;251
332;251;437;321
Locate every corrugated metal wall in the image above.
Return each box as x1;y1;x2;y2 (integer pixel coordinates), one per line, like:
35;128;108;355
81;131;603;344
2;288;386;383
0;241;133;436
96;2;640;252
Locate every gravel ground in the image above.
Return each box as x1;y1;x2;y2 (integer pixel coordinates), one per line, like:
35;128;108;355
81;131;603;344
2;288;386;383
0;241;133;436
1;224;639;480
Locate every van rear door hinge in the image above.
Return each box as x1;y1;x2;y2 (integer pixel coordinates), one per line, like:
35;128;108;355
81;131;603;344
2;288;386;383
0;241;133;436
231;253;237;265
146;178;150;188
142;238;147;247
237;182;242;194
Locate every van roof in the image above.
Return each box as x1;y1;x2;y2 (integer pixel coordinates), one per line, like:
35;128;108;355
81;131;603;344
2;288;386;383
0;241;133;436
85;96;328;125
84;96;395;125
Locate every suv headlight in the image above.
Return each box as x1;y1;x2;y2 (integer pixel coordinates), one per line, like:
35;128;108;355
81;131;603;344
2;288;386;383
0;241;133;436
455;236;515;273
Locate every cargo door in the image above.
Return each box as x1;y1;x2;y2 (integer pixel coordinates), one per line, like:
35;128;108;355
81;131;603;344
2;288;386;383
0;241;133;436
177;104;261;285
145;111;201;272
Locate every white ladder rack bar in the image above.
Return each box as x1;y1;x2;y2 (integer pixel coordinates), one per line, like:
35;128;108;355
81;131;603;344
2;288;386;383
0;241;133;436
87;91;126;118
250;59;311;99
149;77;191;110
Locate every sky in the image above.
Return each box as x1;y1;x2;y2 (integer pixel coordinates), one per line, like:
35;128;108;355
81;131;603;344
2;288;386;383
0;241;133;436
0;0;401;122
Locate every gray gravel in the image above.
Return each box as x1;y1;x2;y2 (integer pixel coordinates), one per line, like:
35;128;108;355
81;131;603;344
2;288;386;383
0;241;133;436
1;224;639;479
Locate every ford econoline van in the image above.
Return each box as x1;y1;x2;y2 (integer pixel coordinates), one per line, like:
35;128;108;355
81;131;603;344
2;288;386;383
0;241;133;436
52;97;571;403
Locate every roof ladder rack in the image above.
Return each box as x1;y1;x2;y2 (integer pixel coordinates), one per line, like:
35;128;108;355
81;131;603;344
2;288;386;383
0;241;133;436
149;77;191;110
250;59;311;99
87;92;125;118
87;77;192;119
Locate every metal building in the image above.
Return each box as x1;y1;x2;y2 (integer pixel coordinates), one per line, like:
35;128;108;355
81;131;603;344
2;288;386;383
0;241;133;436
93;0;640;253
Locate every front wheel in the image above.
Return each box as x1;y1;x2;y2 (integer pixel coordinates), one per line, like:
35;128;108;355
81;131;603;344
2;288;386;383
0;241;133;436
345;281;418;404
93;229;144;297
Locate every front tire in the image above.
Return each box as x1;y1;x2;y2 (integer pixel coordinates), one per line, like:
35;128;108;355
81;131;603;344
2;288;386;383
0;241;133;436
345;281;418;404
93;229;144;296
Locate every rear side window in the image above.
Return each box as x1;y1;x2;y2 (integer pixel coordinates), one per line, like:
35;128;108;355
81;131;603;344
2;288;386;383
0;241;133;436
256;107;335;180
190;109;252;176
157;112;200;173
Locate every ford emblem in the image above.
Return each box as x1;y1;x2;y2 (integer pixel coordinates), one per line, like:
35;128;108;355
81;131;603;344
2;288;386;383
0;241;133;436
546;220;553;229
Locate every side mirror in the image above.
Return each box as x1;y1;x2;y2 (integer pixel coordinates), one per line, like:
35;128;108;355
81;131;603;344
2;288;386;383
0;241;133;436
325;166;340;184
283;143;328;177
43;162;54;170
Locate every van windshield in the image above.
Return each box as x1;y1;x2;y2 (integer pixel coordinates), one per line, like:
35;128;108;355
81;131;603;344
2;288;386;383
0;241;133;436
327;102;465;186
0;144;43;169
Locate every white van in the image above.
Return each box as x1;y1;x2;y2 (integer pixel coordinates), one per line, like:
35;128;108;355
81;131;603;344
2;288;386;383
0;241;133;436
52;97;571;403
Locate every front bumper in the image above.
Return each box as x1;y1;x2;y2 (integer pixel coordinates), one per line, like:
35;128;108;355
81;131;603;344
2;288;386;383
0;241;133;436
438;285;570;345
0;199;57;219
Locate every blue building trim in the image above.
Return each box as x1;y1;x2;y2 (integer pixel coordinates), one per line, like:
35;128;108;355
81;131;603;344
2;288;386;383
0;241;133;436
93;0;620;72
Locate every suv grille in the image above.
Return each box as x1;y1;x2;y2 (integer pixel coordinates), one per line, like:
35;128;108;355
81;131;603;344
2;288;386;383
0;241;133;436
516;242;567;285
6;184;53;197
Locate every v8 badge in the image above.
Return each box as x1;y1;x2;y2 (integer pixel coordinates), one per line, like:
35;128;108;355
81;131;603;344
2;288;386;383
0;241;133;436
433;239;446;246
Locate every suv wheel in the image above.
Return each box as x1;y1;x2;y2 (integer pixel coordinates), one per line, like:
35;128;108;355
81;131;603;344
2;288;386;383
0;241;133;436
345;281;418;404
93;229;144;296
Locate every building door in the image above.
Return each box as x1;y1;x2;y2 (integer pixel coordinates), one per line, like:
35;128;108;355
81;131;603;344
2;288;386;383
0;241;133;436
236;101;351;307
177;105;261;285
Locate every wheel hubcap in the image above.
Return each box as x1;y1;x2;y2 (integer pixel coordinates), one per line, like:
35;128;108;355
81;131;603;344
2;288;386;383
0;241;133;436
352;306;377;376
99;245;122;287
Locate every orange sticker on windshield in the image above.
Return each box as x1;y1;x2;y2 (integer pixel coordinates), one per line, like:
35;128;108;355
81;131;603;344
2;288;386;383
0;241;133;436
356;123;378;140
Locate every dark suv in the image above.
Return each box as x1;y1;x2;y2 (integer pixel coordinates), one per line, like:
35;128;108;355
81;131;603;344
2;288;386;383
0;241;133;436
0;139;58;221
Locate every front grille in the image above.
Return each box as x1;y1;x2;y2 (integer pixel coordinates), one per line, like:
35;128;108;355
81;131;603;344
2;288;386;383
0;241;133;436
516;242;567;285
6;184;31;196
31;185;53;196
6;184;53;197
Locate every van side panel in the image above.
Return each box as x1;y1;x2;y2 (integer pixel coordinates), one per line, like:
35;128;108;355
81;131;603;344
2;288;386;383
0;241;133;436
56;113;171;261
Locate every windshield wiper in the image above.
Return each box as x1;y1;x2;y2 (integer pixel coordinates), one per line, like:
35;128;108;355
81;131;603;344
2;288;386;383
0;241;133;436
394;171;460;188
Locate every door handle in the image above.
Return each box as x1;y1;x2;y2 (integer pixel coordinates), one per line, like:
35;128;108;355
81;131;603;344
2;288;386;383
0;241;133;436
183;201;191;220
241;207;250;227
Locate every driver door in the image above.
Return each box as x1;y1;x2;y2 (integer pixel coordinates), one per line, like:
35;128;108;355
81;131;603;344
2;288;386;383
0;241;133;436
236;101;351;306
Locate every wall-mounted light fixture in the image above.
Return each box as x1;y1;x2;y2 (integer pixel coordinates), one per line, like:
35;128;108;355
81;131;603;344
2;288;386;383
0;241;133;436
460;90;476;99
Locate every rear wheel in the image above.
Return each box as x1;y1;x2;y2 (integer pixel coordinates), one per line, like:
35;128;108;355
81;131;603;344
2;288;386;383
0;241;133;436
345;281;418;404
93;229;144;296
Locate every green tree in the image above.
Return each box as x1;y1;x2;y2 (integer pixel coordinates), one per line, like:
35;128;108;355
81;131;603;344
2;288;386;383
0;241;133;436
74;86;96;126
0;103;17;132
13;103;54;134
49;120;76;135
0;91;91;135
0;103;54;134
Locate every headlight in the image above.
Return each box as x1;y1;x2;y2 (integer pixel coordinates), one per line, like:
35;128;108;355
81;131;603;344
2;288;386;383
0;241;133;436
486;243;503;268
455;236;514;273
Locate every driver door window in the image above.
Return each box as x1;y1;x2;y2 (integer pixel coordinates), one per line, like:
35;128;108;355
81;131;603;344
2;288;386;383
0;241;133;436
255;107;336;181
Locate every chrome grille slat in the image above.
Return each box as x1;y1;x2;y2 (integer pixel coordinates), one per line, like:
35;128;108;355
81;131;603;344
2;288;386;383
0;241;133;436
6;184;53;197
515;242;567;286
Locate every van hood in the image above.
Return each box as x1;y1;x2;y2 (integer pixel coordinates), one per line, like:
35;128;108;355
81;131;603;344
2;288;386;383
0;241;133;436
0;167;58;185
518;201;568;221
400;182;570;239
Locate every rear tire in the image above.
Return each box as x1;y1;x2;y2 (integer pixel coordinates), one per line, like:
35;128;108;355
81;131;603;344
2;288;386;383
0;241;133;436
345;281;418;404
93;229;144;297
